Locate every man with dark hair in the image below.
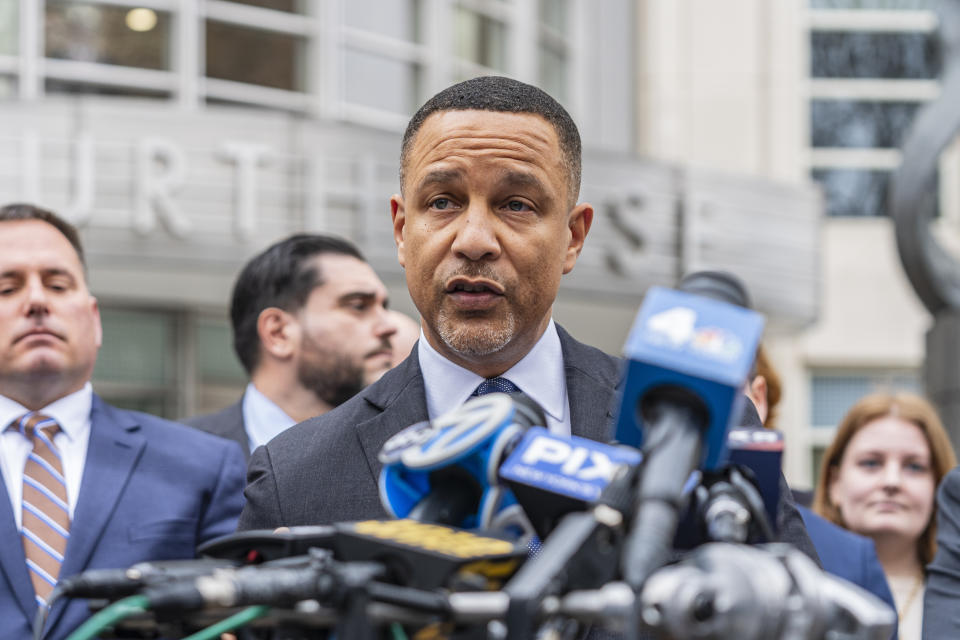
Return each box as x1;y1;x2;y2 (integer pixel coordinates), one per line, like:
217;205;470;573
185;233;397;458
237;77;815;566
0;203;245;640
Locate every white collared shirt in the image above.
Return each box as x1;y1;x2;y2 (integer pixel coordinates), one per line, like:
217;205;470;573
241;382;297;452
418;319;570;436
0;384;93;529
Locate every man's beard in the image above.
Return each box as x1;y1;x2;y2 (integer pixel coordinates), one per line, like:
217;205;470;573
435;307;516;357
432;264;516;357
296;344;367;409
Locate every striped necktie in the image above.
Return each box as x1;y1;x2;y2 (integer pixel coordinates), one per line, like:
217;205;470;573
11;413;70;607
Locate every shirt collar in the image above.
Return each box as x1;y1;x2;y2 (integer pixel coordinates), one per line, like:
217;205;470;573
418;319;567;425
0;383;93;441
242;382;297;451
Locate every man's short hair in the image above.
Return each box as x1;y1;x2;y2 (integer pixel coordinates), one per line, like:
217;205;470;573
400;75;582;205
0;203;86;269
231;234;365;374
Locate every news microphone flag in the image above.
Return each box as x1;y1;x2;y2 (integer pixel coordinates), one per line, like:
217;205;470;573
614;286;765;471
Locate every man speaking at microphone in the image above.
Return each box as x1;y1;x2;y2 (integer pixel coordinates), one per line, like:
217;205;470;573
236;76;815;562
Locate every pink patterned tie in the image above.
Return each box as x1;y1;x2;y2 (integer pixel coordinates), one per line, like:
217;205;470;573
11;413;70;607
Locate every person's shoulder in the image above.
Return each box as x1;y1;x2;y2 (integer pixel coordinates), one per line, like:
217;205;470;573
264;382;382;454
96;399;242;454
264;358;422;456
798;505;870;550
182;402;241;430
555;323;622;379
939;465;960;503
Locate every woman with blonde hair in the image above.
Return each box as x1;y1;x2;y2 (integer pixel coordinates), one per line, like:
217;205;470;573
813;392;957;639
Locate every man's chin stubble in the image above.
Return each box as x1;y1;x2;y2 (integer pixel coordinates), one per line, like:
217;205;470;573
435;308;515;358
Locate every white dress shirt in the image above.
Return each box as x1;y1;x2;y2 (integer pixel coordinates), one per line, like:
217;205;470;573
241;382;297;452
0;384;92;529
418;319;571;436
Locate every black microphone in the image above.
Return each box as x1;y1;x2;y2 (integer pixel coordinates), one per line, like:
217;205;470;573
56;558;239;599
674;426;784;548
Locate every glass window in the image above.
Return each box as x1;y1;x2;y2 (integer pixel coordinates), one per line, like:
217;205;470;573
540;0;568;32
345;0;421;42
94;308;175;386
812;168;890;217
0;76;14;98
196;319;246;385
539;43;567;104
810;0;936;8
44;79;171;98
811;445;826;487
454;7;507;71
812;168;939;217
0;0;17;55
811;100;922;148
810;371;921;427
345;49;421;114
93;307;179;418
228;0;306;13
811;31;940;79
206;21;306;91
45;3;170;70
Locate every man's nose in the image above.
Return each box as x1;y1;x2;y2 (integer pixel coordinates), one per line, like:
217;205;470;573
451;205;501;262
375;307;398;340
24;277;50;315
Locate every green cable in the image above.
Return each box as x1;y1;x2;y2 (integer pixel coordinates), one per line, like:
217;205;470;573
65;594;150;640
180;605;271;640
389;622;409;640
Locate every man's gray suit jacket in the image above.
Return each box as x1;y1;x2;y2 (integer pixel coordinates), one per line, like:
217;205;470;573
184;400;250;462
237;326;817;563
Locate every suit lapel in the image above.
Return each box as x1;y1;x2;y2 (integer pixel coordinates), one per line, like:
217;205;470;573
0;469;35;625
355;355;429;484
353;327;622;489
558;325;622;442
45;396;146;634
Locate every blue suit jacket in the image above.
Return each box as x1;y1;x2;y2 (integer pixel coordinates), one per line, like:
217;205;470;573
799;506;898;638
0;395;247;640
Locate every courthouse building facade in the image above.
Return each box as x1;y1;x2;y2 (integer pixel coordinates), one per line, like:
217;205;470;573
5;0;936;488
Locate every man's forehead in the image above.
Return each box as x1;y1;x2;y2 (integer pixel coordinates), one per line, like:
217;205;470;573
413;109;559;149
0;220;85;273
308;253;385;295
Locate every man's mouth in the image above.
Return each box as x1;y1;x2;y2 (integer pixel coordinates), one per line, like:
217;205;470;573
445;279;504;309
15;328;64;344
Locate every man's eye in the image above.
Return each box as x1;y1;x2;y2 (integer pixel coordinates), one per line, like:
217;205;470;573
431;198;452;210
506;200;530;212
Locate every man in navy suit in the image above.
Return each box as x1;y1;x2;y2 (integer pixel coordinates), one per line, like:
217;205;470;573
0;204;246;640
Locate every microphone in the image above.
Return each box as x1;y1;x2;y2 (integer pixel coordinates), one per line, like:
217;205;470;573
614;271;765;590
498;426;642;538
639;542;896;639
724;426;784;536
673;426;783;548
378;392;544;531
55;558;239;599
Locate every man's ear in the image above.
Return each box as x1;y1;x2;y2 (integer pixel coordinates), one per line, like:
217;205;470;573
257;307;297;361
391;194;406;268
562;202;594;274
90;296;103;349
